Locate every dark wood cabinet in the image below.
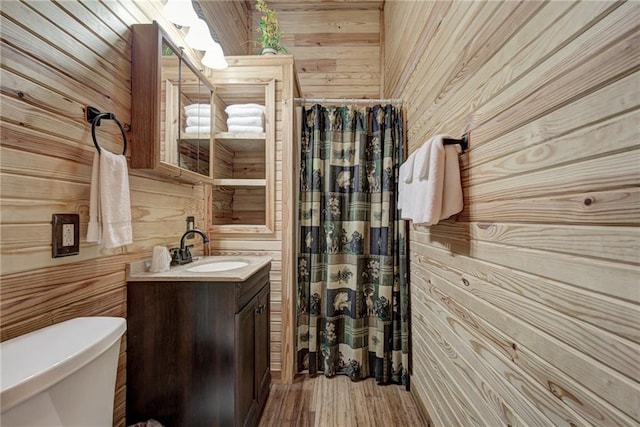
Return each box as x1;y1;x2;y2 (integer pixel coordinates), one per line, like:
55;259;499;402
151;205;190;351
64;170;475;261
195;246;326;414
126;264;270;427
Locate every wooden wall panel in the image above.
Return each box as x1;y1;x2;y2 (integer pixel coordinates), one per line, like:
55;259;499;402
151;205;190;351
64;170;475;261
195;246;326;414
250;6;381;99
384;0;640;425
198;0;251;55
0;2;209;426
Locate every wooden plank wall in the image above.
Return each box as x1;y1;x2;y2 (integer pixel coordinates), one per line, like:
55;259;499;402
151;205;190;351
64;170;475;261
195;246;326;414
0;2;213;426
250;1;382;99
205;55;299;382
198;0;250;55
384;1;640;425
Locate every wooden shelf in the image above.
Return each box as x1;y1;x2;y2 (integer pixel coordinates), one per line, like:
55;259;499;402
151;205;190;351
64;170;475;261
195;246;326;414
213;178;266;187
180;132;211;140
215;132;265;152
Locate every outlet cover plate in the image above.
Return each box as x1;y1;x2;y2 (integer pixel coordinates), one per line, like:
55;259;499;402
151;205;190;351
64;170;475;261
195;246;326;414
52;214;80;258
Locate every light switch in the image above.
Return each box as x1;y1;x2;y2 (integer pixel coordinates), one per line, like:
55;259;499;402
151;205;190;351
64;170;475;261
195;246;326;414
52;214;80;257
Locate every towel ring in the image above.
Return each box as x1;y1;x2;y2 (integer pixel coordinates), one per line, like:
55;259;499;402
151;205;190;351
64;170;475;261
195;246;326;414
86;106;127;155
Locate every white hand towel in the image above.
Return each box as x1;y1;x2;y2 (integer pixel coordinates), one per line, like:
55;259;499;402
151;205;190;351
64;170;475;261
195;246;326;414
439;144;464;220
227;116;263;127
99;150;133;248
184;125;211;134
398;151;416;214
228;125;264;133
186;116;211;127
87;152;101;243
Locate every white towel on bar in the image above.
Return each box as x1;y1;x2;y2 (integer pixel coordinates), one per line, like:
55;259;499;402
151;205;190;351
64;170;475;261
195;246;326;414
398;150;416;214
227;116;263;127
186;116;211;127
87;152;102;243
401;135;463;225
440;144;464;221
87;150;133;248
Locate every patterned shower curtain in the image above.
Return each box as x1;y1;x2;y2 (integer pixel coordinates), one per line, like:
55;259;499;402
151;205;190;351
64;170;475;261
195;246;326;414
296;103;409;387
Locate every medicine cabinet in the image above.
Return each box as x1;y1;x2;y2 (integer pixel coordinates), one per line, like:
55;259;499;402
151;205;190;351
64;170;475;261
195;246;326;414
130;22;214;184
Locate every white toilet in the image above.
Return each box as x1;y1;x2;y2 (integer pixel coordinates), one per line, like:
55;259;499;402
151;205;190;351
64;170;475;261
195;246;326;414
0;317;126;426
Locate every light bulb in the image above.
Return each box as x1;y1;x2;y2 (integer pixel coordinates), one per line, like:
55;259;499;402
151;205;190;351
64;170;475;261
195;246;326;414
185;18;215;51
162;0;198;27
202;42;228;70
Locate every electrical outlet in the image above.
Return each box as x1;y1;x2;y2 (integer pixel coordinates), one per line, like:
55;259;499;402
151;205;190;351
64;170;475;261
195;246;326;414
63;224;74;246
52;214;80;258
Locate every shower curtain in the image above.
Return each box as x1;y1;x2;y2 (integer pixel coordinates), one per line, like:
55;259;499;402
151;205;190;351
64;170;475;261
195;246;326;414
296;103;409;387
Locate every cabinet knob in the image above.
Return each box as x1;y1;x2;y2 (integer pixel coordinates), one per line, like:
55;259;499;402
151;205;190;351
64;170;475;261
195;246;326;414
256;304;266;315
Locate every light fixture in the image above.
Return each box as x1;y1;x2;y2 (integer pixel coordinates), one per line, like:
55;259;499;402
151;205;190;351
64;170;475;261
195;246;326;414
184;18;215;51
162;0;198;27
202;42;228;70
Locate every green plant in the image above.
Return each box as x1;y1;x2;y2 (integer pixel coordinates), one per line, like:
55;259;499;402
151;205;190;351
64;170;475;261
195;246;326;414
255;0;286;53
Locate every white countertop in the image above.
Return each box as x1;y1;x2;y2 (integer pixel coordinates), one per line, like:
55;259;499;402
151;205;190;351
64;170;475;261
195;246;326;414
126;255;272;282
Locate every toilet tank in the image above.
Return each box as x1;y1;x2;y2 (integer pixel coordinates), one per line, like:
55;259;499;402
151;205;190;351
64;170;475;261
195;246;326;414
1;317;126;426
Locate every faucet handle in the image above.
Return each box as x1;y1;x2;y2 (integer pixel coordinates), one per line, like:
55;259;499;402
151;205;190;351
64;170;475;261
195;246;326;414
169;247;181;265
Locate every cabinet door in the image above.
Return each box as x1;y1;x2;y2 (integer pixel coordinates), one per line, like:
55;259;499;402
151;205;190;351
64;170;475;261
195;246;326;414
235;292;259;427
131;22;214;184
254;286;270;407
235;284;270;427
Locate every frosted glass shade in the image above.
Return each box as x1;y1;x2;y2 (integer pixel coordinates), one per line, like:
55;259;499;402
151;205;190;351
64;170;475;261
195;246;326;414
202;42;228;70
162;0;198;27
185;18;215;51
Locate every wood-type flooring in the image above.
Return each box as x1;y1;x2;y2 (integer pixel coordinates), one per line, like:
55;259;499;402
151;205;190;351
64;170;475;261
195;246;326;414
259;375;431;427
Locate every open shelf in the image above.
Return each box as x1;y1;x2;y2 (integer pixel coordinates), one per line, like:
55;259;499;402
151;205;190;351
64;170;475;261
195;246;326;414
209;80;275;234
213;179;266;186
215;134;265;153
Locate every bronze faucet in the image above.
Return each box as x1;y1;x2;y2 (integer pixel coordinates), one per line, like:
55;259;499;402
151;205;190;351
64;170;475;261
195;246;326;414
170;229;209;265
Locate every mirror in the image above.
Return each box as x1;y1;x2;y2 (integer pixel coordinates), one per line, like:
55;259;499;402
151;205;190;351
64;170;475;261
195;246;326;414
159;39;212;178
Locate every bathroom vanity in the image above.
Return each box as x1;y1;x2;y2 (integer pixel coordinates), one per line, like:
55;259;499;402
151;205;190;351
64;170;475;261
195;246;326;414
125;256;271;427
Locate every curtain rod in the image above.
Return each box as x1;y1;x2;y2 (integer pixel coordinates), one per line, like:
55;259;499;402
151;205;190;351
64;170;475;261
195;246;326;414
294;97;403;105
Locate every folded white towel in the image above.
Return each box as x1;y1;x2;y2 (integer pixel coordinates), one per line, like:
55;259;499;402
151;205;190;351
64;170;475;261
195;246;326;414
225;103;265;114
413;137;444;224
184;104;211;115
184;125;211;134
87;150;133;248
440;145;464;221
398;151;416;213
228;125;264;133
186;116;211;126
403;135;463;225
227;116;263;127
226;108;264;118
402;138;444;224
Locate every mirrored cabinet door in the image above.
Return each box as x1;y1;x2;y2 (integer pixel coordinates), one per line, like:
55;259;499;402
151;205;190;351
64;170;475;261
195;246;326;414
177;60;212;178
131;21;214;184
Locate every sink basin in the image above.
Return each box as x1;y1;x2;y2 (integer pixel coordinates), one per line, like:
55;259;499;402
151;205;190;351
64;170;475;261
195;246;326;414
186;261;249;273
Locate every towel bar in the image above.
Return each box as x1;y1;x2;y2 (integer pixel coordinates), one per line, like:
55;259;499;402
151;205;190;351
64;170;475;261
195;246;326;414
442;133;469;152
85;106;127;155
